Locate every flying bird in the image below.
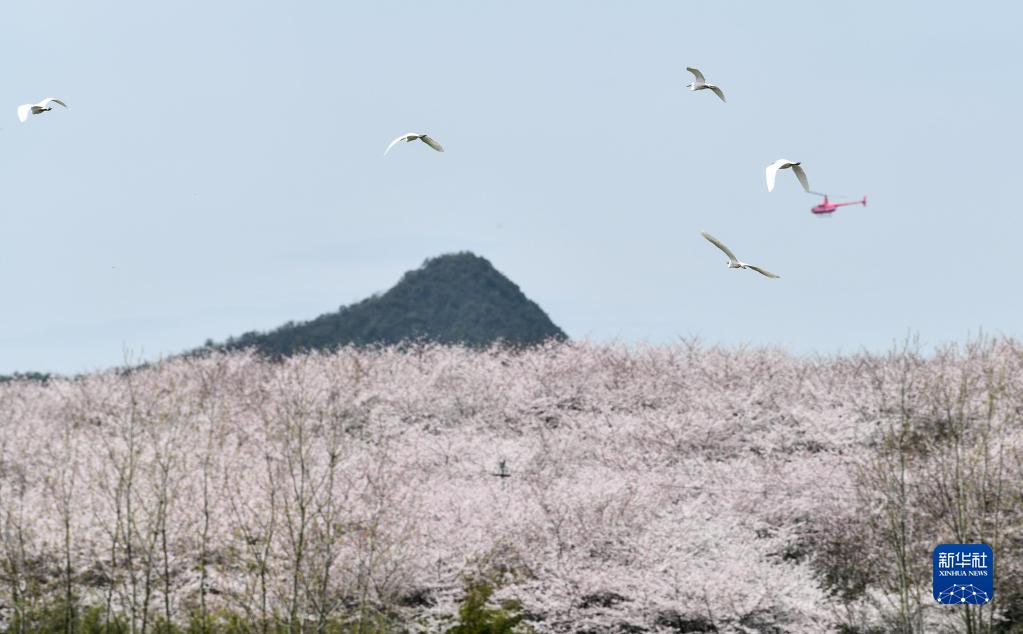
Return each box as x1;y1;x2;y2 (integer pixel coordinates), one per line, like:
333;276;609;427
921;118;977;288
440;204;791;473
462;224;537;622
701;232;780;279
685;67;726;102
17;97;68;123
384;132;444;156
765;159;809;193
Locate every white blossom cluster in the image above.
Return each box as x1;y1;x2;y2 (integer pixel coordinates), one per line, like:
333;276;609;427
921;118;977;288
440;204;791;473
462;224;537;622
0;340;1020;632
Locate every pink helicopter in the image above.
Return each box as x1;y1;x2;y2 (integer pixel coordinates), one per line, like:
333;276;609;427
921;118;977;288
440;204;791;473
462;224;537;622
810;192;867;215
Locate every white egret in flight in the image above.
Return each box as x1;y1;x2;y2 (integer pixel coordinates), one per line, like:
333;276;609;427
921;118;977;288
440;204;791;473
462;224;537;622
765;159;809;193
701;232;780;279
685;67;726;102
384;132;444;156
17;97;68;123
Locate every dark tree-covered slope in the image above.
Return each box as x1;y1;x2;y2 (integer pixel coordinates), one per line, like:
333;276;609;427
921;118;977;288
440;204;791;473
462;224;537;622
211;252;566;356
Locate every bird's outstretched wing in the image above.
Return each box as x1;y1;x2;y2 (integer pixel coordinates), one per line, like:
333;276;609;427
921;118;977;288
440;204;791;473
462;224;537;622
765;161;782;192
41;98;68;109
384;133;414;156
16;104;30;123
686;67;706;82
701;232;739;263
747;265;780;279
709;86;726;102
420;135;444;152
791;164;810;192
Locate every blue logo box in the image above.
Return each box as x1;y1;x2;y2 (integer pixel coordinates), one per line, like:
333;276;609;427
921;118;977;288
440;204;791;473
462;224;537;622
933;543;993;604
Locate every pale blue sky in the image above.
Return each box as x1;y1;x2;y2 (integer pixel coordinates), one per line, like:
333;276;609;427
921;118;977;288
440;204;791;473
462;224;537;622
2;1;1020;374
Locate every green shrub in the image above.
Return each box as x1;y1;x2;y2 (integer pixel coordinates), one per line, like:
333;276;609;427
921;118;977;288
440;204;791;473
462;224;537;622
446;580;531;634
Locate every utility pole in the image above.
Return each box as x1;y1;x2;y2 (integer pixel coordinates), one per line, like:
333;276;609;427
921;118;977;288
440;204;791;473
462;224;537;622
492;459;511;489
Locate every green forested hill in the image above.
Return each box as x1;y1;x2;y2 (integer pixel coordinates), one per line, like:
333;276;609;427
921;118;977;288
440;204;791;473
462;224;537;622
210;252;566;356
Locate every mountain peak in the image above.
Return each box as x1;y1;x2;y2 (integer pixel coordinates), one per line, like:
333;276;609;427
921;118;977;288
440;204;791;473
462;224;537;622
215;252;566;356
